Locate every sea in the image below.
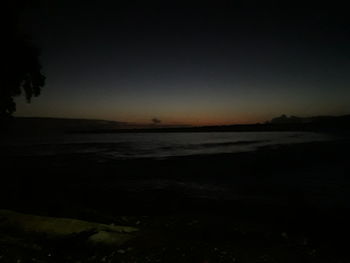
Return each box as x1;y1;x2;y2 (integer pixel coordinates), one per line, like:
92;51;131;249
2;130;349;210
3;131;334;160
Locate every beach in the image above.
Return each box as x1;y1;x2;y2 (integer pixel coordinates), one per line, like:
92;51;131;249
1;137;350;262
4;0;350;260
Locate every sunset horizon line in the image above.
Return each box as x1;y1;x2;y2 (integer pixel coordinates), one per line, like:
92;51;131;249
13;112;350;128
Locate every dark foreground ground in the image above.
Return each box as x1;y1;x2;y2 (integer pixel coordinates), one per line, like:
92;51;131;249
0;139;349;262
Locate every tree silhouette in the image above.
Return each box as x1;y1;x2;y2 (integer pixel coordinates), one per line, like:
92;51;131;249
1;1;45;120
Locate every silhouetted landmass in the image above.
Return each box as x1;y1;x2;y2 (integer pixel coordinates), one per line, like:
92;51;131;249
3;115;350;135
270;114;350;125
74;114;350;134
3;117;127;134
1;117;192;134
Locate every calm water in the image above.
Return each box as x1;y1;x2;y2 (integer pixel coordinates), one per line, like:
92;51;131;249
5;131;333;159
3;131;348;209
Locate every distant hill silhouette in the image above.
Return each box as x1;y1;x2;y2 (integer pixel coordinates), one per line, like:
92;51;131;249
4;115;350;135
5;117;127;135
269;114;350;125
264;114;350;133
82;114;350;134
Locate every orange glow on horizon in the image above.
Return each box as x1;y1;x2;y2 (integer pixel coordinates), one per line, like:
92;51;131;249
112;115;266;127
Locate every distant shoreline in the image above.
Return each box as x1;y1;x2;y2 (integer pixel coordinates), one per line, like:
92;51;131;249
4;115;350;135
72;122;350;134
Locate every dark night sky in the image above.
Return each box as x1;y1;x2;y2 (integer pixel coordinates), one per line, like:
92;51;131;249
15;1;350;125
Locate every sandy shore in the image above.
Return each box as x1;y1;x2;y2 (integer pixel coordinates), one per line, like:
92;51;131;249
1;139;350;262
1;138;349;212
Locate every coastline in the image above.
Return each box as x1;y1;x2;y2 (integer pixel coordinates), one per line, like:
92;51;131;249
1;138;350;261
1;138;349;213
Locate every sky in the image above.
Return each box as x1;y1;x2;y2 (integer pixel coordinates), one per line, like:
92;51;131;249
15;1;350;125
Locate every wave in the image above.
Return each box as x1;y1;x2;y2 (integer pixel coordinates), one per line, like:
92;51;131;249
200;140;269;148
160;140;269;151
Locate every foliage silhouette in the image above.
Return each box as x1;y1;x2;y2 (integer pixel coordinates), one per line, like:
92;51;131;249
1;1;45;120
